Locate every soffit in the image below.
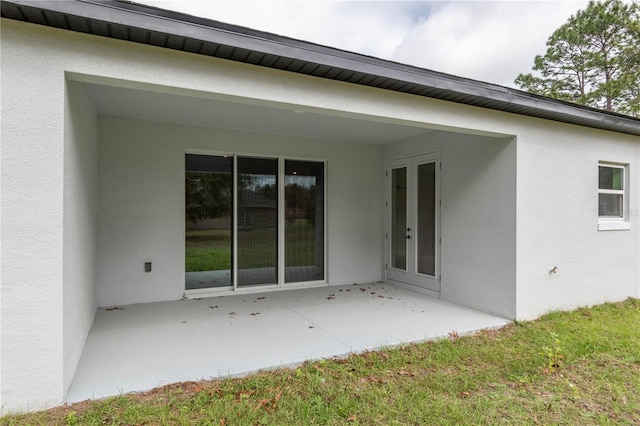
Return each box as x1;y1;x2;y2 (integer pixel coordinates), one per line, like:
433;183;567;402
2;0;639;137
86;83;432;144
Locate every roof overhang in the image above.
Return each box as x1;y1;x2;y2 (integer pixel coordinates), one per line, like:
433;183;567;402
2;0;639;137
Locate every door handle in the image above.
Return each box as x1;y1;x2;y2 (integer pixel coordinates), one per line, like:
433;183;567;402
404;235;411;239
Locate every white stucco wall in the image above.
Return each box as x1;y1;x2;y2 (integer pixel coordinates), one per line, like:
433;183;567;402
63;81;99;394
515;120;640;320
97;116;383;307
1;16;639;412
385;132;517;319
1;21;66;413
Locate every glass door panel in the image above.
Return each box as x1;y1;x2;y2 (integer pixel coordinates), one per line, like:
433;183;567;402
391;167;408;270
391;166;408;270
285;160;324;282
417;162;436;276
185;154;233;290
237;157;278;286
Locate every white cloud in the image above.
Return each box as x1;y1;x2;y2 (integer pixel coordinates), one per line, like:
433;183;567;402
142;1;590;87
392;1;589;86
144;1;422;58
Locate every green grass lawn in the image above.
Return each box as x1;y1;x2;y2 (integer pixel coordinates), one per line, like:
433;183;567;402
3;298;639;425
186;221;317;272
185;229;232;272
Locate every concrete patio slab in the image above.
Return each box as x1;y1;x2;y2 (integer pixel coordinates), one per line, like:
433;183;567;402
66;282;510;403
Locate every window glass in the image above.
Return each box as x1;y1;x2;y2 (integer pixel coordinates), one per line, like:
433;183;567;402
417;162;436;276
599;166;623;190
284;160;324;283
598;193;623;217
391;167;407;270
237;157;278;286
598;164;625;219
184;154;233;290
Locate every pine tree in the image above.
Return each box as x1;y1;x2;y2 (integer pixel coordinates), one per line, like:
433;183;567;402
515;0;640;116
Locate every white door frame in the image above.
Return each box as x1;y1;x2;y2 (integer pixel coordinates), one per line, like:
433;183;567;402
386;152;441;294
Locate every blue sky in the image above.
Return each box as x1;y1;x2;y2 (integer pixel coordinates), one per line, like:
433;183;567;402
141;1;590;88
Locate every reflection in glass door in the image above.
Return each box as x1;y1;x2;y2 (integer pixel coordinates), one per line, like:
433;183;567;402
185;154;233;290
391;166;408;271
185;154;326;293
237;157;278;286
417;162;436;276
285;160;325;282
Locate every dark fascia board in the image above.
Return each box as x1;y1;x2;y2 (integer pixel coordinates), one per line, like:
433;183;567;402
2;0;639;136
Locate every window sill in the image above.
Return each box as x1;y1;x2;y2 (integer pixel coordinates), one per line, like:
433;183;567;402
598;221;631;231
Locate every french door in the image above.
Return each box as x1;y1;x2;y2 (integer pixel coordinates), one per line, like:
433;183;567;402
387;153;440;293
184;153;325;293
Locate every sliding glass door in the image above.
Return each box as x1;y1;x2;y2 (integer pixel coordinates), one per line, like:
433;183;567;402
184;154;233;290
185;154;325;292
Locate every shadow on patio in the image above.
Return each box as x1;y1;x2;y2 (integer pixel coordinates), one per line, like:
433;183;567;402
66;282;510;403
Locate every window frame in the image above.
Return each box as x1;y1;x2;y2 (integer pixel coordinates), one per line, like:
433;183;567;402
598;162;630;231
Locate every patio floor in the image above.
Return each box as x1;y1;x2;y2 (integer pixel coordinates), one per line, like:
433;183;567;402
66;282;510;403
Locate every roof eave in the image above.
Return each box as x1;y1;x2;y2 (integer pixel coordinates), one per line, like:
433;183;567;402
2;0;639;136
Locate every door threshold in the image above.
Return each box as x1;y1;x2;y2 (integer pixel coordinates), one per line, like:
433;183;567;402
184;281;329;299
385;278;440;299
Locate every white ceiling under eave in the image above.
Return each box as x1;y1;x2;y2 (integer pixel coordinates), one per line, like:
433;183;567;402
86;83;434;145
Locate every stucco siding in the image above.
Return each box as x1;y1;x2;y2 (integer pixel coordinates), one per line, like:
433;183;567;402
515;119;640;320
63;81;99;394
96;116;383;307
1;19;66;412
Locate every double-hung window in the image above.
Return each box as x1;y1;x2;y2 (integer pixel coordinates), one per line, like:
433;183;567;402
598;162;630;230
